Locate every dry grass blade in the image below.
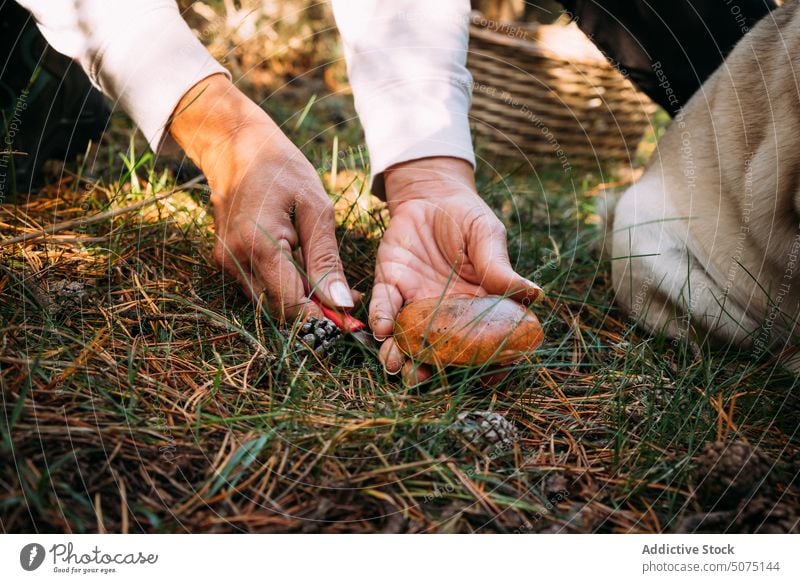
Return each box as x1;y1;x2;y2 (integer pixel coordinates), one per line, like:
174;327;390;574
1;175;206;246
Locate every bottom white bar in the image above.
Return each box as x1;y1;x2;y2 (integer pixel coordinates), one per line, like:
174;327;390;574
1;534;797;582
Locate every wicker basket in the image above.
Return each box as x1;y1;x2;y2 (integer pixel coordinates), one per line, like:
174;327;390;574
467;14;656;166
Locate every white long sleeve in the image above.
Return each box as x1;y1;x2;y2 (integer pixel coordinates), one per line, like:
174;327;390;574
15;0;476;176
332;0;475;181
16;0;229;151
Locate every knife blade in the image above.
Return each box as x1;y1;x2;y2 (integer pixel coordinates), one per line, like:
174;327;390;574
310;295;378;354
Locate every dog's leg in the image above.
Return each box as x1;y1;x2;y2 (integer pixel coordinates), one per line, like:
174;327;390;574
610;177;760;347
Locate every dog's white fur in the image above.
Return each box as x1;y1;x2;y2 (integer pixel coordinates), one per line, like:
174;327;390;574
610;1;800;351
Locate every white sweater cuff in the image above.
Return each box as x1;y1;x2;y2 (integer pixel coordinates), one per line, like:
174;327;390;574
356;75;475;177
332;0;475;191
90;5;229;151
21;0;229;152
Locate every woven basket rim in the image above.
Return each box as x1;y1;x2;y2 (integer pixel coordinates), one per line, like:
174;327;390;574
469;11;609;67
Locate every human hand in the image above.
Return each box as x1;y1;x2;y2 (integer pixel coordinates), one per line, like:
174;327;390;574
371;157;543;384
169;74;354;321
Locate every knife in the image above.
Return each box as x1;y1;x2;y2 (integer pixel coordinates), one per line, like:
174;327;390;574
310;295;378;354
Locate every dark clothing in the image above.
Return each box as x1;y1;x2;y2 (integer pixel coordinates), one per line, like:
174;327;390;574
556;0;778;114
1;1;108;194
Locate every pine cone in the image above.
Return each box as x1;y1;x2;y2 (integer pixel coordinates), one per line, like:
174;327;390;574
735;497;799;533
694;440;773;508
451;411;519;450
37;278;91;314
295;317;342;359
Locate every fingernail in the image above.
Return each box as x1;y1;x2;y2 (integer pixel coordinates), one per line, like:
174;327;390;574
523;279;546;303
371;316;392;341
523;278;543;291
329;281;354;308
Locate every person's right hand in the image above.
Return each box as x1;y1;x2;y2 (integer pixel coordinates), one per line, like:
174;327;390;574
169;74;354;321
371;157;543;385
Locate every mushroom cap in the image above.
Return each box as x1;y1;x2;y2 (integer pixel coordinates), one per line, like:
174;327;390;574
393;295;544;367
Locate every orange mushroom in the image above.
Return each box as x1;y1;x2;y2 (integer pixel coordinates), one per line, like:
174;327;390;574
393;295;544;368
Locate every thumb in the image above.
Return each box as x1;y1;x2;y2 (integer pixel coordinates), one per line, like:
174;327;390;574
469;217;544;305
296;195;354;310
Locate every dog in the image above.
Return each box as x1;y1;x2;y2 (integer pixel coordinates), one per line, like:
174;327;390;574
610;1;800;357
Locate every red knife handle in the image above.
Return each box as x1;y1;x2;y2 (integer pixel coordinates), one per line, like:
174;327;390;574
310;295;366;333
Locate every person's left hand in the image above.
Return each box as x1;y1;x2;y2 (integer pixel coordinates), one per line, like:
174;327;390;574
370;157;543;385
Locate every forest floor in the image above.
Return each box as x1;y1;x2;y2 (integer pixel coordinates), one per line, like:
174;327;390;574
1;1;797;533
